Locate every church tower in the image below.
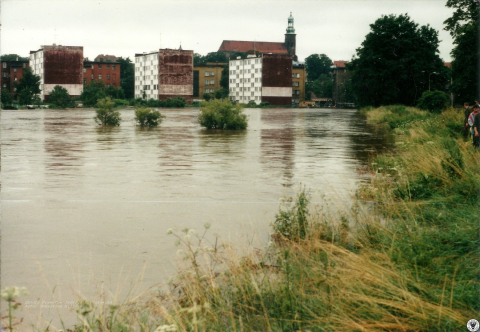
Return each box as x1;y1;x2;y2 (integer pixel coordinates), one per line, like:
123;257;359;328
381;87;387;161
284;12;297;61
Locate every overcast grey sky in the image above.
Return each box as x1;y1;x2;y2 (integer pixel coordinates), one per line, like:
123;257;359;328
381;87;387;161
2;0;455;62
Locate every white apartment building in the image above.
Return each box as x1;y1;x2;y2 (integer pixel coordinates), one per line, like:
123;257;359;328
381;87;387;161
229;54;263;104
30;50;45;99
134;51;159;99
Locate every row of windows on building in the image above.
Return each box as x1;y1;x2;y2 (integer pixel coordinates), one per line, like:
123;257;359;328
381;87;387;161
204;88;215;93
86;74;115;80
2;63;28;69
230;87;262;92
135;75;158;81
229;68;260;75
135;85;160;90
204;71;215;76
204;80;215;85
230;58;262;66
230;95;262;101
83;64;116;71
230;78;262;85
135;55;157;62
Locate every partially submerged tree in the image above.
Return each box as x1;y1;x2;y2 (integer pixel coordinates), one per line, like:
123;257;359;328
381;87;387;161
198;99;247;130
134;107;164;127
94;97;121;126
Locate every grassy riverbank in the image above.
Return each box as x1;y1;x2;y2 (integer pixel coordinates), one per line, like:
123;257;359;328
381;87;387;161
5;106;479;332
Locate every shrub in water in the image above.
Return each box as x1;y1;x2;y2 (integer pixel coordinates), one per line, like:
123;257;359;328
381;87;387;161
198;99;248;130
134;107;164;127
94;97;121;126
416;90;449;113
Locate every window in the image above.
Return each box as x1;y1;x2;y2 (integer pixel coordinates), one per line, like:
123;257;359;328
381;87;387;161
240;79;242;83
240;87;242;91
23;63;26;68
236;83;239;87
210;80;214;85
14;76;17;81
91;74;94;79
292;73;295;78
2;84;5;88
251;74;254;78
107;74;110;80
83;79;87;84
92;65;94;70
113;65;116;70
251;92;254;96
240;70;242;74
293;82;299;87
205;80;209;85
296;73;300;78
255;69;258;73
13;68;17;73
107;65;110;70
251;83;254;87
2;73;6;77
295;90;300;95
2;63;6;68
98;64;102;69
205;72;209;77
210;71;214;76
83;68;86;73
98;74;102;80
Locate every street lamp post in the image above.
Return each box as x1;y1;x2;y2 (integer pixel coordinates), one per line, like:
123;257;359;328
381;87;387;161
429;72;438;91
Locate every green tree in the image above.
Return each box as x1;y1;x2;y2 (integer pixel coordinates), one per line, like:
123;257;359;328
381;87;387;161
49;85;73;108
14;68;41;104
105;84;126;99
416;90;449;113
305;54;333;81
203;92;212;101
0;54;28;61
444;0;479;104
94;97;121;126
198;99;247;130
81;81;107;107
116;57;134;99
1;89;13;105
220;64;229;89
305;74;333;99
134;107;164;127
194;52;228;66
348;14;448;107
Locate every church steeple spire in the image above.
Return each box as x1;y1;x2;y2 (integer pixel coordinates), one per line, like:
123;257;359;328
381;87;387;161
286;12;295;34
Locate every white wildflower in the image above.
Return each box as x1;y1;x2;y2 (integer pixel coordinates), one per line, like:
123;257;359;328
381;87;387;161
166;228;173;235
1;287;29;301
203;222;211;229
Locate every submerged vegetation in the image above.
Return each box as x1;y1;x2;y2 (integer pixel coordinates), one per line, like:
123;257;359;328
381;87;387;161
94;97;122;126
134;107;164;127
198;99;248;130
3;106;478;331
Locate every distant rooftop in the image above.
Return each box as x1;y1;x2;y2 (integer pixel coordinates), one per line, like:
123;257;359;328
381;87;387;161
219;40;288;54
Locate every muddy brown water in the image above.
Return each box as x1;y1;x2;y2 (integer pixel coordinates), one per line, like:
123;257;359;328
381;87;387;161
1;107;394;328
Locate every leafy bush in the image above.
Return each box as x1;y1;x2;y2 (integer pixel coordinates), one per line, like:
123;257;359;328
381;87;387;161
416;90;449;113
1;89;13;106
259;101;270;108
94;97;121;126
48;85;73;108
202;92;212;101
134;107;164;127
273;189;310;240
198;99;248;130
113;99;129;107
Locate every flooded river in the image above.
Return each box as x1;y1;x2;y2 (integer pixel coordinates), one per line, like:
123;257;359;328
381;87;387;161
1;107;393;327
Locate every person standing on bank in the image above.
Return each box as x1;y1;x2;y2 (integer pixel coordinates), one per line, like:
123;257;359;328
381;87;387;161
472;104;480;148
463;102;471;139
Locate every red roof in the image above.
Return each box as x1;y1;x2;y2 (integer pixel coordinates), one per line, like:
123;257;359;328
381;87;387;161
444;62;451;68
333;60;348;68
218;40;288;54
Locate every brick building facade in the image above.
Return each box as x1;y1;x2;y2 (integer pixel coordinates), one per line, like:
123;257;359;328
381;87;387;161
1;59;29;95
83;60;121;88
292;62;306;104
331;60;351;105
30;44;83;101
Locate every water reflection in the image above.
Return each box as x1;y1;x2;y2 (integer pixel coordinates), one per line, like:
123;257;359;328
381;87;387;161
1;107;394;328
